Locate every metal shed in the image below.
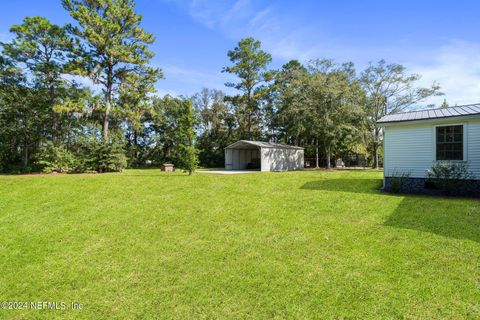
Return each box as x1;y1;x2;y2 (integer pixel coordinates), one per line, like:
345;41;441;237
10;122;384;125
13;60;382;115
225;140;304;172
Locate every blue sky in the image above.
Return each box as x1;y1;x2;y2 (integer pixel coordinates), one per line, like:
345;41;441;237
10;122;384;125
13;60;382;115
1;0;480;106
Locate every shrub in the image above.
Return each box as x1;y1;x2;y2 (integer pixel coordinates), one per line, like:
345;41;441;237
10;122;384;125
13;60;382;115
78;140;127;173
389;169;411;193
177;145;199;175
37;143;81;173
92;141;127;173
37;135;127;174
426;162;473;195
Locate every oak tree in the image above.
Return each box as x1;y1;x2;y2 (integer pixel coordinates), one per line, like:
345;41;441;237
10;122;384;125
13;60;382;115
360;60;443;168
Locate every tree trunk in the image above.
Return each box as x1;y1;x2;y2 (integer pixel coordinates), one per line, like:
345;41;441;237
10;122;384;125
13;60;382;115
373;127;381;169
246;89;252;141
326;146;331;169
49;83;58;146
247;111;252;140
315;140;319;168
52;112;58;145
103;68;113;141
22;114;29;169
23;135;29;169
103;90;111;141
133;129;138;147
373;145;379;169
133;129;140;161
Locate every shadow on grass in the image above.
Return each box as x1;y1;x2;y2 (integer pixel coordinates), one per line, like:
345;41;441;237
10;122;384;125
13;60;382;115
301;177;480;243
300;179;383;194
120;174;190;177
384;196;480;243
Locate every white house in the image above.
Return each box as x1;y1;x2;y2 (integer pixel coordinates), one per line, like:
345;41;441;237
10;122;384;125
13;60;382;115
225;140;304;172
378;104;480;192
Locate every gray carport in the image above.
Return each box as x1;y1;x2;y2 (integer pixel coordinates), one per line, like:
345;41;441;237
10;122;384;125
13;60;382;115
225;140;304;172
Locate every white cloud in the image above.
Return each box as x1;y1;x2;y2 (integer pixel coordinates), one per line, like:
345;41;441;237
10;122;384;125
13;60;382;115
155;88;180;97
157;63;237;96
62;74;103;93
161;0;329;63
247;7;272;29
162;64;233;88
162;1;480;107
263;31;317;62
407;40;480;106
167;0;255;29
220;0;253;27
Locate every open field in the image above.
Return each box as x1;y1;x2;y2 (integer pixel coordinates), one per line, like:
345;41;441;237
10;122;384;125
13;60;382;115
0;169;479;319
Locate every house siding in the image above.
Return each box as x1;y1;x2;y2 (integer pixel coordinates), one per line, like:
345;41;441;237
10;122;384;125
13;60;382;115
384;118;480;179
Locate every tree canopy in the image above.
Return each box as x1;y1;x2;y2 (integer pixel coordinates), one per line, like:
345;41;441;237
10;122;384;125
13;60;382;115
62;0;162;140
0;3;446;174
360;60;443;168
223;37;275;140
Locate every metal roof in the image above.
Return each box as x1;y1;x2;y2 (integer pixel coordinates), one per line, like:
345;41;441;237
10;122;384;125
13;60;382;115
225;140;304;150
377;103;480;124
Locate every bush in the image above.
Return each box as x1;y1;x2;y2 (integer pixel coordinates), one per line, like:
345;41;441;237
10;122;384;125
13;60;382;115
75;139;127;173
426;162;473;195
37;143;81;173
36;137;127;174
177;145;198;175
390;169;411;193
90;141;127;173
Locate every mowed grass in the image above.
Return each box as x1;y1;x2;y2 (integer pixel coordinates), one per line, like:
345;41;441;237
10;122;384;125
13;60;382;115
0;169;479;319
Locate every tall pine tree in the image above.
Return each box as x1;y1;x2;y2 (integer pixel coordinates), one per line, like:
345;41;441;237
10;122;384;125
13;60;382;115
223;38;274;140
2;16;74;145
62;0;161;140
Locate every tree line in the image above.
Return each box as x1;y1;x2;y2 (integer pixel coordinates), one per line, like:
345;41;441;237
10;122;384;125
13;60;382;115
0;0;443;174
197;38;442;169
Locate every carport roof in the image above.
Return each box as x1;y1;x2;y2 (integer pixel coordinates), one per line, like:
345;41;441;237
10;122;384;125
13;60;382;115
225;140;304;150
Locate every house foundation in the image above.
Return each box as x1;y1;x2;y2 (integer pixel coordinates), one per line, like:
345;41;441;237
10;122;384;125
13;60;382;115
383;177;480;197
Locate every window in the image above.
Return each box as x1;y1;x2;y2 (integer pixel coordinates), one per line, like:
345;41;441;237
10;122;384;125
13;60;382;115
436;125;463;160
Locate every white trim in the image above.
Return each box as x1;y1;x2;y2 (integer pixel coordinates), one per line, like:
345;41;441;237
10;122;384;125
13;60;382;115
383;129;387;186
431;125;436;162
465;122;469;161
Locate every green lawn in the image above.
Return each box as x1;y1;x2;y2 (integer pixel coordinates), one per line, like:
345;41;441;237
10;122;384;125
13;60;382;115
0;169;479;319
